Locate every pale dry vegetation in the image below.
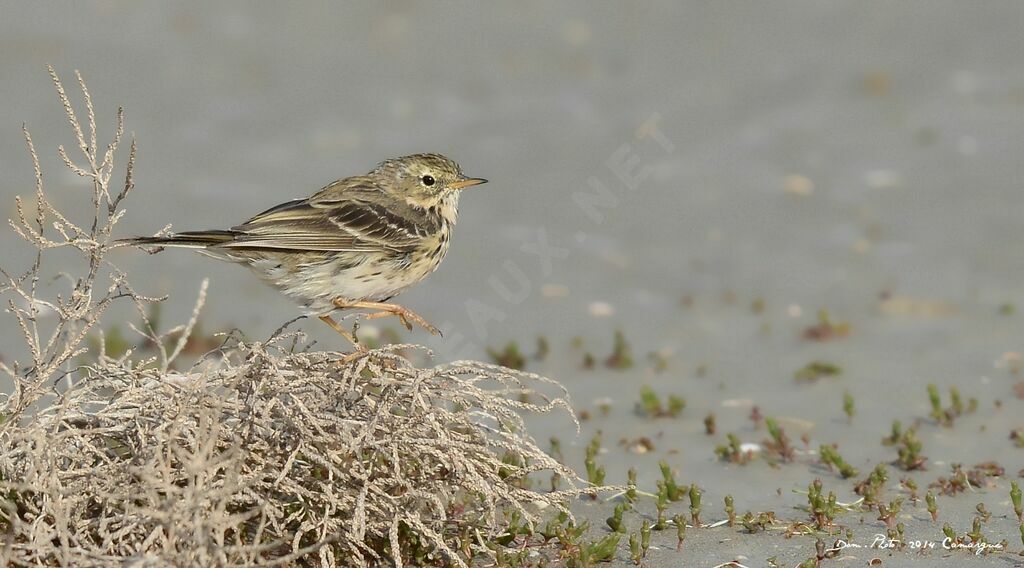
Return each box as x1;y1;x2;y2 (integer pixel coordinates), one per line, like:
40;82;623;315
0;69;594;566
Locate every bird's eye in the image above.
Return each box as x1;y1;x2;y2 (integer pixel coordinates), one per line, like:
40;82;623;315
420;175;435;187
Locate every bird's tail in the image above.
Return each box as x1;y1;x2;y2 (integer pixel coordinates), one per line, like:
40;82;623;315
116;230;237;249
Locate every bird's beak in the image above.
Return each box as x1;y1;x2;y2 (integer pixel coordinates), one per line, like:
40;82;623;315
449;177;488;190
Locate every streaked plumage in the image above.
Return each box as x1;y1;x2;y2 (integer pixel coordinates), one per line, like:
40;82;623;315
120;154;486;341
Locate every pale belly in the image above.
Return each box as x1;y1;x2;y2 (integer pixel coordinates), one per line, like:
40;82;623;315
246;246;448;316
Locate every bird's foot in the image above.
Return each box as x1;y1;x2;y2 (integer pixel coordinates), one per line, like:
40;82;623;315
331;298;441;336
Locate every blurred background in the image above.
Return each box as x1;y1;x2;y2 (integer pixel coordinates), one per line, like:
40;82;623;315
3;1;1024;532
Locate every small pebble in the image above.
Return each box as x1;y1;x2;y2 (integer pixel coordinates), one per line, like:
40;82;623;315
740;442;763;454
863;169;902;189
783;174;814;196
541;283;569;298
721;398;755;408
589;301;615;317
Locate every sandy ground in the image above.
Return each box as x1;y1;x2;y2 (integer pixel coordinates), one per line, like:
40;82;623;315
3;2;1024;566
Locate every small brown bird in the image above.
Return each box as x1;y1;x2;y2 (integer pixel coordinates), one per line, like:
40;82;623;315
120;154;486;348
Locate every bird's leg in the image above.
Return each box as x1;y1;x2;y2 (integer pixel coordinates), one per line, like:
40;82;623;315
318;314;365;350
331;298;441;336
319;315;373;365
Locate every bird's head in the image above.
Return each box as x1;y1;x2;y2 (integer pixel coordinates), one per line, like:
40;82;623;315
371;153;487;210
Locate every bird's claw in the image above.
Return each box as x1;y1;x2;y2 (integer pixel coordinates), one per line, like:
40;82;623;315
330;298;441;336
397;314;413;331
361;304;439;335
338;343;370;365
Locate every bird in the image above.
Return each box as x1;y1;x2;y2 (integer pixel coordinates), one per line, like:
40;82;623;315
118;153;487;349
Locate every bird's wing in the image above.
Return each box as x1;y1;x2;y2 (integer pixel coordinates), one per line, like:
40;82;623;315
217;179;436;253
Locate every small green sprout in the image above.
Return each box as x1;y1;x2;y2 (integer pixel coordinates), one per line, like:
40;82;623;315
605;329;634;370
487;341;525;370
741;511;775;533
764;417;795;462
967;517;984;545
882;420;902;445
647;350;669;373
637;386;685;418
803;309;851;341
584;456;605;487
584;432;605;488
950;386;963;417
877;498;902;529
640;520;651;559
854;463;889;506
625;467;637;504
703;413;716;435
659;460;684;501
606;502;626;533
654;481;668;530
688;484;702;526
927;383;943;421
534;335;549;360
673;515;686;550
628;532;640;564
902;476;919;502
794;360;842;382
819;444;859;478
715;432;753;464
807;479;837;529
1012;481;1022;521
895;427;926;471
581;533;621;564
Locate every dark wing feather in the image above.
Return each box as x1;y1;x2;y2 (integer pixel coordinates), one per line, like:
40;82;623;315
327;200;435;245
215;179;438;253
249;198;309;219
